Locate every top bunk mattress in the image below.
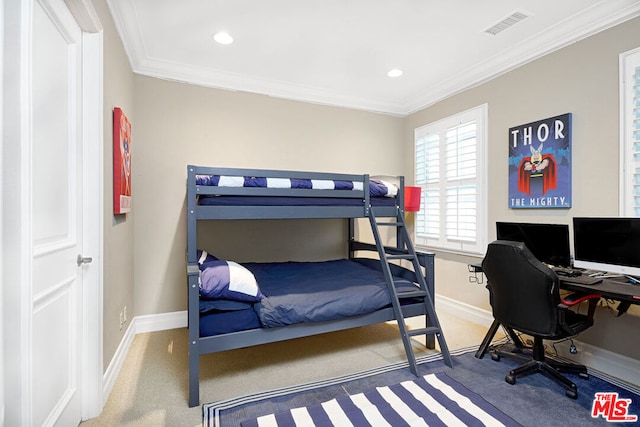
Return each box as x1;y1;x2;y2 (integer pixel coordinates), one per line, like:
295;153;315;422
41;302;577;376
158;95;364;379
187;165;405;220
196;174;397;196
194;171;399;207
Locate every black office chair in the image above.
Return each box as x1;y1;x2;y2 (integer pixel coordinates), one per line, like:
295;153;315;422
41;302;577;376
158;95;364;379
481;240;599;399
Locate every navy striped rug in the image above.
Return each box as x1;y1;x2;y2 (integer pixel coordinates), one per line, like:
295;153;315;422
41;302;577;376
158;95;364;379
240;372;517;426
203;344;640;427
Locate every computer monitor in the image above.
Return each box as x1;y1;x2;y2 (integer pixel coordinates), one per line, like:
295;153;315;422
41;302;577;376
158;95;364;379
496;222;571;267
573;217;640;276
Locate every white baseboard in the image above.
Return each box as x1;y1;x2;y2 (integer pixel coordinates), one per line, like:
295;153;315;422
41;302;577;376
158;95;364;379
101;311;187;405
436;294;640;388
554;340;640;390
134;310;187;334
101;321;136;406
436;294;495;328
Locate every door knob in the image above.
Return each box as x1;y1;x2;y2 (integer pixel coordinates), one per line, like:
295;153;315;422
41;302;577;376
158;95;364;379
77;254;93;266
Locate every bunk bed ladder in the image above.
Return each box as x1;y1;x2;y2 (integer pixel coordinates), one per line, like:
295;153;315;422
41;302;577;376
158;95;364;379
368;209;453;374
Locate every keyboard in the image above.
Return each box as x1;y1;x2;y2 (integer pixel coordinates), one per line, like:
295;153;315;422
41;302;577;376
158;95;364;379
552;266;583;277
559;275;603;285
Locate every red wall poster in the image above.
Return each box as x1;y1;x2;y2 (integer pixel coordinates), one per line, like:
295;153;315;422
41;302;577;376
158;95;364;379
113;107;132;214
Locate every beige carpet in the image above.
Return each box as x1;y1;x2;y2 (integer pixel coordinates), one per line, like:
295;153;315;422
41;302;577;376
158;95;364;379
80;311;496;427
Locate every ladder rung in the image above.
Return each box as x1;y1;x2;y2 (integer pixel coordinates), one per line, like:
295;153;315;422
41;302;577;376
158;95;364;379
386;254;413;260
407;326;441;337
396;290;428;299
369;209;452;371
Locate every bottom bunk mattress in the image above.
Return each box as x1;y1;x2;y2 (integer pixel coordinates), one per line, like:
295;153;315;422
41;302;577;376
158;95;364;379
199;259;420;337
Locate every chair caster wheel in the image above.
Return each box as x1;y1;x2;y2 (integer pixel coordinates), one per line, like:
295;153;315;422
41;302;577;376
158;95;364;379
505;375;516;385
491;353;500;361
566;389;578;399
579;372;589;380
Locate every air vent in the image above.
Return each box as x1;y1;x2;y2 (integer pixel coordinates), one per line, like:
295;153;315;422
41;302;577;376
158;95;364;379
484;11;530;36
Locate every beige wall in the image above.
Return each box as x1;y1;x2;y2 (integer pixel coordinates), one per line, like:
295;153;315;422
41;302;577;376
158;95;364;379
131;77;405;316
97;0;640;370
404;16;640;360
95;0;136;370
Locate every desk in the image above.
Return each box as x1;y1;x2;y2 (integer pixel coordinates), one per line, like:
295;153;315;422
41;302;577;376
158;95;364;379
471;265;640;359
561;277;640;315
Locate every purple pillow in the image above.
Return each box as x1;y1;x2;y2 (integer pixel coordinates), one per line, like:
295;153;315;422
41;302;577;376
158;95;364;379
197;250;218;269
199;260;262;302
370;179;398;197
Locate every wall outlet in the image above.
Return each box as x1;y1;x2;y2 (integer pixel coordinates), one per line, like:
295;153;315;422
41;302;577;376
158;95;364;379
123;306;128;323
119;311;124;330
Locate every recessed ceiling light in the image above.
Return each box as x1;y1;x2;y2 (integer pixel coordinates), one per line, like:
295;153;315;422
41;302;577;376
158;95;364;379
387;69;403;78
213;31;234;45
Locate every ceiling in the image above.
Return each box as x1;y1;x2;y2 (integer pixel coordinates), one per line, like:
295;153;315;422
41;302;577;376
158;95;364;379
108;0;640;116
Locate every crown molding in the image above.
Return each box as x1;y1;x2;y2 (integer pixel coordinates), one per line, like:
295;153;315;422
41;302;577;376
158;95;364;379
134;56;409;116
64;0;102;32
402;1;640;115
106;0;146;71
108;0;640;117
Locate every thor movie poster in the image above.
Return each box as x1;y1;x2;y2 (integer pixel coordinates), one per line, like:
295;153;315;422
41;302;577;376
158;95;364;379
508;113;572;209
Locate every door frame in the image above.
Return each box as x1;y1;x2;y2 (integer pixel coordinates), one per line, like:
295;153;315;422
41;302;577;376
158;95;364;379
1;4;5;426
2;0;104;423
80;26;104;420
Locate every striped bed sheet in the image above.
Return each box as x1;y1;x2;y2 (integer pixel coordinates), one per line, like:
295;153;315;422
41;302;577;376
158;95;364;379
195;174;398;197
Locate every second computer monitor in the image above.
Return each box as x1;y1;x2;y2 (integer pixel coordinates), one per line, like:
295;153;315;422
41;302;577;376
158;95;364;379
496;222;571;267
573;217;640;276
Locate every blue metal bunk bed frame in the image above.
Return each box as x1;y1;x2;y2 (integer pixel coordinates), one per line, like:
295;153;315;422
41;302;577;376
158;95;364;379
186;165;449;407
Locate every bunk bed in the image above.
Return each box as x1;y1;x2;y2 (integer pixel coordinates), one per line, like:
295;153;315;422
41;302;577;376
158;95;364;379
186;165;451;407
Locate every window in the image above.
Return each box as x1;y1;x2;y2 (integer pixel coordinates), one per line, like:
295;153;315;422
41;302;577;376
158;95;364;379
620;47;640;217
414;104;488;254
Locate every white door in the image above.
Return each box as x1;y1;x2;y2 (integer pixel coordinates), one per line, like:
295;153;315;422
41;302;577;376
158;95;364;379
31;0;85;425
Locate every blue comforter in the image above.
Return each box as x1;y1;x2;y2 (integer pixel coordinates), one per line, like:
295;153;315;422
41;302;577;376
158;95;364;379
244;259;418;328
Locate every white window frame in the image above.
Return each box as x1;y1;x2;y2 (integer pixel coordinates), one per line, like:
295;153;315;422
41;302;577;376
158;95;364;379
414;104;488;255
620;47;640;217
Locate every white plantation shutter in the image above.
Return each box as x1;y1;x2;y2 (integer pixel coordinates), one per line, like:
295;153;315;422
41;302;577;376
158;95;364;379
415;133;440;238
632;59;640;215
445;122;477;242
621;48;640;217
446;185;476;242
414;105;487;254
